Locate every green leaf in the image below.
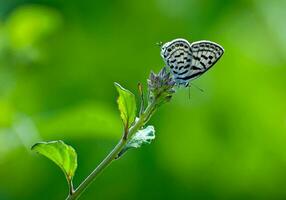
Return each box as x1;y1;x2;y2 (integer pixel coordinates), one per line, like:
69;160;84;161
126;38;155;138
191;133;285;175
31;140;77;183
114;82;137;129
117;126;155;158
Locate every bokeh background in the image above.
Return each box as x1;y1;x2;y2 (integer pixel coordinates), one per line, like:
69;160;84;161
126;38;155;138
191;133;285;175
1;0;286;199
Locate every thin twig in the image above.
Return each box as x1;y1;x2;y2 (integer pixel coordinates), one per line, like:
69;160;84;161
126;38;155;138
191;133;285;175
66;102;156;200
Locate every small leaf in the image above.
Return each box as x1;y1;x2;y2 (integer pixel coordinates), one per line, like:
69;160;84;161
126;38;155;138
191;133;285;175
114;82;137;129
31;140;77;184
117;126;155;158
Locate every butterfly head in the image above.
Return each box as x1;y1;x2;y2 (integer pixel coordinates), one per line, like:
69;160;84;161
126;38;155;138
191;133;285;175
160;41;172;59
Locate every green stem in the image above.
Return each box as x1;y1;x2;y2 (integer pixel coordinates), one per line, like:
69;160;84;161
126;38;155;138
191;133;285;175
66;102;156;200
67;179;74;195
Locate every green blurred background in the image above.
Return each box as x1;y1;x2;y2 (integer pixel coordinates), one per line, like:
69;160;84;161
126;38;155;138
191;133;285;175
1;0;286;199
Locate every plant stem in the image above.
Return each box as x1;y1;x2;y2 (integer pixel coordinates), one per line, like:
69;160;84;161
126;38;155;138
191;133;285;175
66;138;126;200
66;102;156;200
68;179;74;195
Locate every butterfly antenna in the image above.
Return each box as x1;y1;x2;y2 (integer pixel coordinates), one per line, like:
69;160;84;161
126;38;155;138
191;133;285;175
156;41;163;47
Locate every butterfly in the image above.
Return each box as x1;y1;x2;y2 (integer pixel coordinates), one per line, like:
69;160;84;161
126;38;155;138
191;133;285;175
160;38;224;87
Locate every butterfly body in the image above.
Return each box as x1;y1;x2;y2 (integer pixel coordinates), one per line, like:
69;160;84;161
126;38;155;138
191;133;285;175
160;38;224;86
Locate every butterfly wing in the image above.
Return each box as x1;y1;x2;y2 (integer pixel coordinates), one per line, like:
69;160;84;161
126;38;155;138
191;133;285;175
160;39;193;86
175;41;224;84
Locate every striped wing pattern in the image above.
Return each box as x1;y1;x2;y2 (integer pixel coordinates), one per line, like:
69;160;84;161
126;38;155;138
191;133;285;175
160;39;224;86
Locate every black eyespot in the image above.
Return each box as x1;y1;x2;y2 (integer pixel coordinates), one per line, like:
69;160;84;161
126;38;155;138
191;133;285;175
175;43;179;47
167;48;172;52
179;43;183;46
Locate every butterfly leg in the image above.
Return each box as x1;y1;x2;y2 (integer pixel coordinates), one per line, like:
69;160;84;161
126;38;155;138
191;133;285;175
184;82;191;100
